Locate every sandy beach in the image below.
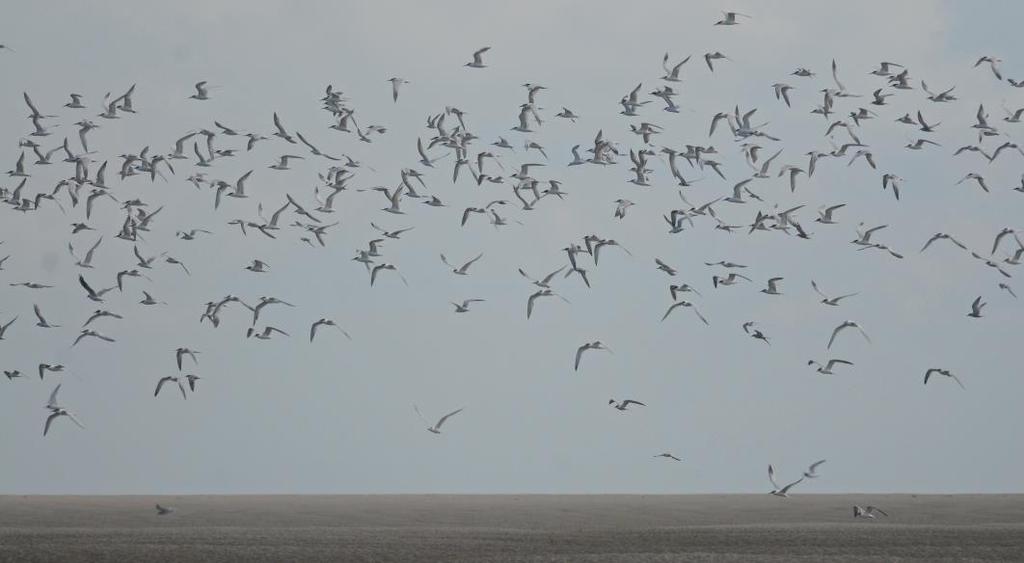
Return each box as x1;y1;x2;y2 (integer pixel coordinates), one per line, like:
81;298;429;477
0;494;1021;562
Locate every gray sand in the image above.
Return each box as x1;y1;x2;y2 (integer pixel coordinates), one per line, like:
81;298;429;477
1;495;1022;562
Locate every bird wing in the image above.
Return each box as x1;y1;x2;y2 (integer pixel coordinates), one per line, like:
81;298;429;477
810;280;828;299
435;408;464;429
47;384;62;409
412;404;430;426
827;324;844;349
155;377;170;396
461;253;484;272
661;302;683;322
44;411;59;436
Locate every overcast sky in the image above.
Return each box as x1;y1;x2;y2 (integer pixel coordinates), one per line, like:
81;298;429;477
2;0;1023;494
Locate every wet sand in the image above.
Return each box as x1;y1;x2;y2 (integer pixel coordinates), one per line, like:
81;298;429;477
1;494;1021;562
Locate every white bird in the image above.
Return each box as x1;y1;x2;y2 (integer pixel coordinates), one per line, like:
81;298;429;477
574;341;613;371
465;47;491;68
72;329;115;346
661;301;709;325
526;289;569;319
967;296;985;318
246;326;290;340
156;504;175;515
655;258;678;276
155;376;187;399
0;316;17;339
269;155;304;170
715;11;751;25
827;321;871;349
388;77;409;102
176;348;200;371
310;318;351;342
43;384;85;436
245;260;269;273
921;233;968;253
808;359;852;375
33;304;60;328
853;505;889;519
452;299;485;313
768;465;803;497
803;459;826;479
924;368;965;389
761;277;783;295
189;81;211;100
68;237;102;268
811;281;857;306
414;405;464;434
519;266;566;289
609;399;646;411
974;55;1003;81
370;263;408;287
441;252;484;275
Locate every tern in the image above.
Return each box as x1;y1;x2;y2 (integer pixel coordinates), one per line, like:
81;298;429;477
661;301;709;324
713;273;751;287
0;316;17;339
743;321;770;345
78;275;114;302
609;399;645;411
808;359;853;375
924;368;965;389
451;299;485;313
974;55;1003;81
246;326;290;340
44;384;85;436
655;453;683;462
815;204;846;224
465;47;491;68
176;348;200;371
441;252;484;275
768;465;803;497
33;304;60;328
269;155;304;170
310;319;351;342
189;81;211;100
655;258;678;276
155;376;187;399
853;506;889;519
761;277;783;295
156;504;175;515
715;11;750;25
803;460;826;478
68;237;102;268
827;321;871;349
39;364;64;380
526;289;569;319
370;263;408;286
73;330;114;346
967;296;985;318
414;405;464;434
574;341;613;371
921;233;968;253
83;310;122;327
388;78;409;102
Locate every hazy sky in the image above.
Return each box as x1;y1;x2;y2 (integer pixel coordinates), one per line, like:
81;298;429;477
2;0;1023;494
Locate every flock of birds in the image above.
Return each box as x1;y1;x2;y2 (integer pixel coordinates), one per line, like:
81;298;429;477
2;11;1021;515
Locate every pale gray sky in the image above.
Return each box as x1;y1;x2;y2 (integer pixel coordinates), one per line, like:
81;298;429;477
1;0;1023;494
